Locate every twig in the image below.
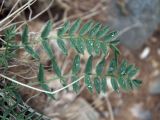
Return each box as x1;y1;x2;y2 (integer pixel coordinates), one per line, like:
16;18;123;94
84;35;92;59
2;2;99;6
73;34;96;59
16;0;54;31
8;0;21;15
106;94;114;120
28;2;33;20
8;71;37;80
53;2;107;27
113;21;142;41
0;73;84;95
0;0;5;13
0;21;25;32
25;92;41;104
0;0;36;27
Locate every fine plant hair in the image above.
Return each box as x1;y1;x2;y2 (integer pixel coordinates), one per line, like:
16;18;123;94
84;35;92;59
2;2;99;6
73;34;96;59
0;19;142;96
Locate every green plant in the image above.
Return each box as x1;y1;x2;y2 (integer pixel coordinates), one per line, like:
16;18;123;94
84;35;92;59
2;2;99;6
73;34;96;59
0;82;50;120
0;19;142;119
0;19;142;96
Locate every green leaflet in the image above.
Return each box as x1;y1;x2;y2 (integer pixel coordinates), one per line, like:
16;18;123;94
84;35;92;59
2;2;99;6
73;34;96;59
5;25;16;40
58;21;70;36
60;77;67;87
70;37;77;48
69;37;81;53
104;31;118;42
110;44;120;55
85;55;93;74
120;60;128;75
41;20;52;39
97;26;109;38
84;75;93;93
100;42;108;55
96;57;106;76
94;39;101;55
110;44;120;67
51;58;61;77
126;79;133;90
21;25;40;60
85;39;94;55
126;65;134;74
57;38;68;55
41;39;53;59
118;77;127;90
111;77;119;92
79;20;94;35
76;37;85;54
94;76;101;93
101;77;107;93
108;58;117;74
89;22;102;36
38;64;49;91
128;67;139;78
132;79;142;88
72;55;80;74
22;25;28;45
38;64;54;98
69;18;82;35
41;32;62;77
110;39;120;45
23;46;40;60
72;75;80;93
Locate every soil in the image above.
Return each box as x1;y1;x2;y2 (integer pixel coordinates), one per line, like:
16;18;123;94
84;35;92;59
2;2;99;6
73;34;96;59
0;0;160;120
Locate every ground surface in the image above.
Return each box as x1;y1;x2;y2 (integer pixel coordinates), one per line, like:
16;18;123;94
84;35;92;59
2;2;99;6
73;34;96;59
0;0;160;120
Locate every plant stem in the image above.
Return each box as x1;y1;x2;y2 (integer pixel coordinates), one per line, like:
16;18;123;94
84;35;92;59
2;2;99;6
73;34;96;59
0;73;84;95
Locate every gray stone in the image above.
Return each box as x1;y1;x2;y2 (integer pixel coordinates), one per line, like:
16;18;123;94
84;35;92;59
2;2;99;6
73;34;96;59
61;98;99;120
149;80;160;95
130;103;152;120
106;0;160;49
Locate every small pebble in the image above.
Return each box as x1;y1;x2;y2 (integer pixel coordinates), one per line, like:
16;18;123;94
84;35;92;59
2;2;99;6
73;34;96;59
140;47;150;59
149;80;160;95
130;103;152;120
157;48;160;56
